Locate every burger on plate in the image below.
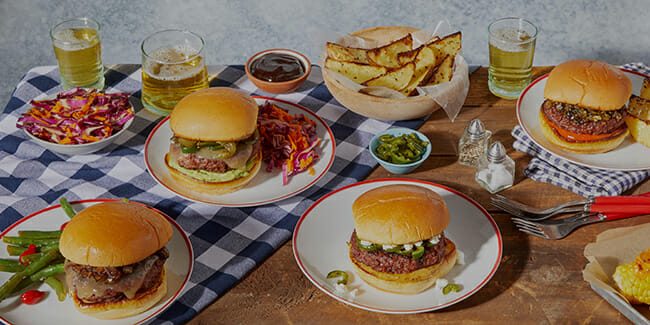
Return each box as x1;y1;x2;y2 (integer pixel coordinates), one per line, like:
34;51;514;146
165;87;262;195
348;184;458;294
539;59;632;154
59;201;173;319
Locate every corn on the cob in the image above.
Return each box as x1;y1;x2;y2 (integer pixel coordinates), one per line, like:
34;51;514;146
612;248;650;305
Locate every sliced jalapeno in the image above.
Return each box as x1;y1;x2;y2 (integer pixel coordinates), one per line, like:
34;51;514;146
326;270;349;285
411;246;425;259
181;145;199;153
357;238;380;251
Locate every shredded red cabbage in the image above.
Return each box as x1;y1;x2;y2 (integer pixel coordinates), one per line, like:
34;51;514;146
16;88;134;145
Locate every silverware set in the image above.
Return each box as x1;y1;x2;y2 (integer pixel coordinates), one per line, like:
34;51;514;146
491;193;650;239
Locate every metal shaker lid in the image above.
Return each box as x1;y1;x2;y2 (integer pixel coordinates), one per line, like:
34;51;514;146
467;119;486;141
487;141;506;163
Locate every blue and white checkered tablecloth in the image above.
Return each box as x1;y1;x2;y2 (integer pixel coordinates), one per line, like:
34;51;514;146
0;64;431;324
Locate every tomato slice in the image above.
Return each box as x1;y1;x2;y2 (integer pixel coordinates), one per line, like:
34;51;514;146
546;118;626;142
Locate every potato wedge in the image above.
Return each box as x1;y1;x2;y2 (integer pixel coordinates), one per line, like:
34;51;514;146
397;45;421;65
426;32;462;65
427;54;455;86
641;77;650;100
324;58;387;84
326;42;371;64
400;47;437;96
628;95;650;120
367;34;413;68
362;62;415;91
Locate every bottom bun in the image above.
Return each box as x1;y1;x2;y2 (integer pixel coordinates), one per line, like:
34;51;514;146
539;110;629;154
72;267;168;320
626;115;650;148
350;240;457;295
165;153;262;196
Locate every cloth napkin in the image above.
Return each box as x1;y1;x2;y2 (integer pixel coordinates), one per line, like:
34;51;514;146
0;64;450;324
512;62;650;197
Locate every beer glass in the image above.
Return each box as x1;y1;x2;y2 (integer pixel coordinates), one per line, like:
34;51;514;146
141;29;209;116
488;18;538;99
50;18;104;90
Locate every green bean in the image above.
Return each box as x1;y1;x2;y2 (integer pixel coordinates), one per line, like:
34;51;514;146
2;237;59;248
7;245;26;256
0;258;20;266
44;276;66;301
20;251;46;264
17;230;62;239
0;250;59;302
12;277;34;294
59;197;76;219
0;264;26;273
29;263;64;282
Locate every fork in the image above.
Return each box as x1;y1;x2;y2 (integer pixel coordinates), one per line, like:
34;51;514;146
511;212;639;240
491;195;587;220
492;192;650;221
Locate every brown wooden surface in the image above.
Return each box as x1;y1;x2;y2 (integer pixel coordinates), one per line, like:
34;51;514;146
189;67;650;324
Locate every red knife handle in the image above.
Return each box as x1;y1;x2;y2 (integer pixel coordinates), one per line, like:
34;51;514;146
591;203;650;215
605;213;645;221
594;195;650;205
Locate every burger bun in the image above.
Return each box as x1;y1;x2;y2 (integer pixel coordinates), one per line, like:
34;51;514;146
352;184;449;245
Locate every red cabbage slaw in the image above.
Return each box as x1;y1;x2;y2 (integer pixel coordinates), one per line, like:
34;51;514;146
258;101;321;185
16;88;134;145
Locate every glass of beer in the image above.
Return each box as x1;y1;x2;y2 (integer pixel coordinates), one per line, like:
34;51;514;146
141;29;209;116
50;18;104;90
488;17;538;99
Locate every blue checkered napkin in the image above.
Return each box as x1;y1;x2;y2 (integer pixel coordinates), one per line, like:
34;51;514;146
0;64;427;324
512;62;650;197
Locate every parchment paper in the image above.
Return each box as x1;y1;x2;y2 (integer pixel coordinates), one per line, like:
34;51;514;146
316;20;470;122
583;223;650;319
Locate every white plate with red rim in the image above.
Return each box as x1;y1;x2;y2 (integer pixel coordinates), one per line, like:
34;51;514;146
516;69;650;170
0;199;193;325
293;178;502;314
144;96;335;207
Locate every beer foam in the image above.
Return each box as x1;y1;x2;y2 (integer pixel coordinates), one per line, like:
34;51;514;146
53;28;96;51
144;47;204;80
489;28;533;52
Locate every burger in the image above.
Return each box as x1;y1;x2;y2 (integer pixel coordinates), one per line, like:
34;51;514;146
165;87;262;195
59;201;173;319
348;184;458;294
539;59;632;154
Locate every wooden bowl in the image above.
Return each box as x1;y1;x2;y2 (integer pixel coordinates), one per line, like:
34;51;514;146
322;26;442;121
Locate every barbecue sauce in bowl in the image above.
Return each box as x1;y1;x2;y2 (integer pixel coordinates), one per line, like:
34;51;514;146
250;53;306;82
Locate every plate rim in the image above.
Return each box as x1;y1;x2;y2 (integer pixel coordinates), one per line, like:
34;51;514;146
516;68;650;171
292;178;503;314
144;95;336;207
0;198;194;325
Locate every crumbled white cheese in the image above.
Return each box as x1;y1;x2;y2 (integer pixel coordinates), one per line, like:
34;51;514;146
403;244;413;251
382;244;397;250
360;240;373;246
332;281;358;301
456;249;465;265
429;233;442;245
434;278;449;291
414;241;423;247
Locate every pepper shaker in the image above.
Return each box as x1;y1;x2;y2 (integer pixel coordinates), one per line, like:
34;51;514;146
458;119;492;167
475;141;515;194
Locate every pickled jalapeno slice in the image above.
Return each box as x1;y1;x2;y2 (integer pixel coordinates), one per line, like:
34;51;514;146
374;133;428;164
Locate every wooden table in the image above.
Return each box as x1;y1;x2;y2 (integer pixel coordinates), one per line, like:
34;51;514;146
190;67;650;324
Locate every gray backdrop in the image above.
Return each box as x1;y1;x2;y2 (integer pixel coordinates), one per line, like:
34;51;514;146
1;0;648;111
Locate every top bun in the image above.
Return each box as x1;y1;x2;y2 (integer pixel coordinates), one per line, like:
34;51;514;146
543;59;632;111
170;87;259;141
352;184;449;245
59;201;173;266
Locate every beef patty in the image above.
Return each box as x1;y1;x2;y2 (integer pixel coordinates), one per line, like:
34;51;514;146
349;231;449;274
541;100;627;135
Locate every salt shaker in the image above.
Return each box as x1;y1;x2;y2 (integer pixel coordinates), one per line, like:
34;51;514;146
458;119;492;167
475;141;515;194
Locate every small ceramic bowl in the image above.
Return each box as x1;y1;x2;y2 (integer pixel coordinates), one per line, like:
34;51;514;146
23;117;133;155
245;49;311;94
369;127;431;174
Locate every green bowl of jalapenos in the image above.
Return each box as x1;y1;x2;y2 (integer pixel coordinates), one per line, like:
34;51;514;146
369;128;431;174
